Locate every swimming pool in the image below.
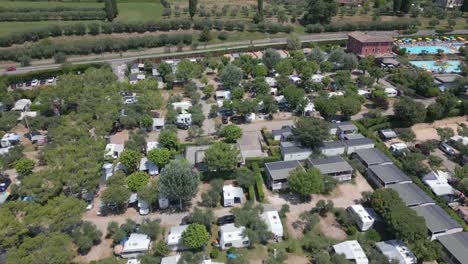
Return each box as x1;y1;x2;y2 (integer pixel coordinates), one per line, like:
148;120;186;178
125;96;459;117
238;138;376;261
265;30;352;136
409;60;461;73
402;45;455;54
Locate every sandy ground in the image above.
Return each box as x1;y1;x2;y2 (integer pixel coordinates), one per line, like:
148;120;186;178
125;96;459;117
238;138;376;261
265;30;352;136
319;213;347;241
109;130;129;144
411;116;468;142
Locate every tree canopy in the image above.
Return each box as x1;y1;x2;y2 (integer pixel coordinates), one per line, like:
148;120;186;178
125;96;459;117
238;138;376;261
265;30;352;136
288;168;325;200
203;142;240;171
293;117;329;149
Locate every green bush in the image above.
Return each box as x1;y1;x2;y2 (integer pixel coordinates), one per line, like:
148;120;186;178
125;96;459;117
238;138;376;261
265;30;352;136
248;186;256;201
252;163;265;202
245;156;281;168
210;248;220;259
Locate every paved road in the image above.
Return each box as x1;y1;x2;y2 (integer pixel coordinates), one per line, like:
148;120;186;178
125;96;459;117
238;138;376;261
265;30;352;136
433;148;458;172
4;29;468;76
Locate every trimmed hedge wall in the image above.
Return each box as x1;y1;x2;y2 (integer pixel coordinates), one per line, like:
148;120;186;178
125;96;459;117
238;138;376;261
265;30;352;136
252;163;265;202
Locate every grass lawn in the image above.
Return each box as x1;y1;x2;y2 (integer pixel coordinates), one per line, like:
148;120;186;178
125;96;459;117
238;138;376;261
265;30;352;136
114;1;164;22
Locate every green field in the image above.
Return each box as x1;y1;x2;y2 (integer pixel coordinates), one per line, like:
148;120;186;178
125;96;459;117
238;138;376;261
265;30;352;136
0;0;165;36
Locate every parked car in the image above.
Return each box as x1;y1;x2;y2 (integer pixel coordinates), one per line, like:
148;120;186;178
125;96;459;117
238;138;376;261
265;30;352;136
39;80;46;85
230;115;244;124
0;178;11;192
6;66;16;71
439;143;456;156
25;81;31;87
414;143;431;155
31;79;39;87
46;77;55;83
217;215;235;226
175;122;190;130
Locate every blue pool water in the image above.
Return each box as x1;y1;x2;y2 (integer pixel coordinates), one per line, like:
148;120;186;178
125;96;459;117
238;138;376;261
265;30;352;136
402;45;455;54
409;60;461;73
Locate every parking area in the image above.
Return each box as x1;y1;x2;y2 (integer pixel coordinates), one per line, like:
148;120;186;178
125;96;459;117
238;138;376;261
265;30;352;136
9;77;58;90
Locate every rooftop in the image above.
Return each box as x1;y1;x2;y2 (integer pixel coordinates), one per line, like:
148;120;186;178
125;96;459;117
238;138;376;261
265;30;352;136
354;148;393;166
122;233;151;252
307;155;353;174
329;121;354;130
375;240;417;264
368;164;412;185
321;140;346;149
166;225;189;246
349;32;393;43
345;137;374;147
265;160;302;180
423;170;455;197
388;183;435;207
437;232;468;264
219;223;246;242
412;204;462;234
185;145;211;165
333;240;369;264
433;74;463;83
280;141;312;155
349;205;374;223
223;185;244;199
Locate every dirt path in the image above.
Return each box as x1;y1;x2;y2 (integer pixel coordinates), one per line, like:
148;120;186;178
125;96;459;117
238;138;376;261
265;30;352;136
411;116;468;142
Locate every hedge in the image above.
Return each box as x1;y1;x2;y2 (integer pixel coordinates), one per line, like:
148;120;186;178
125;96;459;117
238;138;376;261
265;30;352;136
305;19;419;34
252;163;265;202
248;186;256;201
2;63;109;85
0;11;106;21
354;121;468;230
245;156;281;168
0;19;293;47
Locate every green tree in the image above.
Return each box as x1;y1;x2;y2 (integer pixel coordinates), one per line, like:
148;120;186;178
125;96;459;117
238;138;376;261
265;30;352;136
426;103;444;122
288;168;324;200
6;233;75;264
222;124;243;143
158;159;199;209
232;202;272;243
254;64;268;78
262;49;281;70
139;219;161;240
393;0;402;13
283;85;307;112
293;117;329;149
190;207;215;231
15;158;35;176
0;208;28;249
71;222;102;254
119;150;141;174
303;0;337;24
275;59;294;76
409;72;438;97
220;64;243;90
369;67;385;82
203;142;240;171
235;167;256;188
340;97;361;119
126;171;150;192
148;148;171;168
101;185;131;212
394;97;427;126
436;127;454;142
189;0;198;19
182;223;210;249
308;47;325;63
199;27;212;43
398;128;416;143
154;241;170;257
203;84;215;98
286;34;301;51
104;0;116;21
159;130;179;150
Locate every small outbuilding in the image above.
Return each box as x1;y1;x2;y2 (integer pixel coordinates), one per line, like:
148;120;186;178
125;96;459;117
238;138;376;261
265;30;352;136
139;157;159;176
344;137;375;153
166;225;189;251
261;210;283;239
320;141;346;157
118;233;151;259
375;240;417;264
347;204;375;231
223;185;244;207
333;240;369;264
280;141;312;161
218;224;250;250
104;143;124;159
306;155;353;182
366;164;412;188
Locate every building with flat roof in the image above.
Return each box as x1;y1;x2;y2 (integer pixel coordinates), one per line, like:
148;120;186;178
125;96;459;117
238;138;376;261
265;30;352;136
272;126;293;141
423;170;456;199
119;233;151;259
388;182;435;208
366;164;412;188
348;204;375;231
347;32;393;57
352;148;393;168
375;240;417;264
437;232;468;264
223;185;244;207
218;224;250;250
264;160;302;191
320;141;347;157
306;155;353;182
345;138;375;153
261;210;283;239
185;145;211;168
280;141;312;161
333;240;369;264
412;204;463;240
166;225;189;250
238;131;264;163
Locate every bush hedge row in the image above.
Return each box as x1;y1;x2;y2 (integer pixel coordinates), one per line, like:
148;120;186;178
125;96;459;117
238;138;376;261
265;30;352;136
305;19;420;33
248;186;256;201
252;163;265;202
0;33;193;62
0;19;293;47
0;6;101;12
0;11;106;21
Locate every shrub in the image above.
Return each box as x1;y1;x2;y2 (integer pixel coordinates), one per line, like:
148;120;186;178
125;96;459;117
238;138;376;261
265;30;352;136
210;248;220;259
252;163;265;202
248;185;256;201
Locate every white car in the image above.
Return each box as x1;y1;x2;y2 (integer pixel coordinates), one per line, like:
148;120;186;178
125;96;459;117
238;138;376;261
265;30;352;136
86;202;94;211
46;77;55;83
31;79;39;86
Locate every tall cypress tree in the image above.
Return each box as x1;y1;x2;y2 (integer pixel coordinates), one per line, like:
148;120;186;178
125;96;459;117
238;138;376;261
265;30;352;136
461;0;468;12
258;0;264;16
393;0;402;13
189;0;197;19
111;0;118;18
104;0;114;21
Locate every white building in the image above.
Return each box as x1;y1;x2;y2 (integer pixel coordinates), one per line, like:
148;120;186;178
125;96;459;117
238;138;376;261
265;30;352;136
347;205;375;231
280;141;312;161
138;198;150;215
102;163;114;181
375;240;417;264
289;75;301;84
223;185;244;207
166;225;189;251
311;74;324;83
1;133;20;148
261;210;283;239
422;170;456;198
11;99;31;112
118;233;151;259
176;113;192;125
152;118;165;130
265;77;277;87
104;143;124;159
172;101;192;111
333;240;369;264
146;141;159;154
218;224;250;250
215;90;232;100
161;255;180;264
139;157;159;176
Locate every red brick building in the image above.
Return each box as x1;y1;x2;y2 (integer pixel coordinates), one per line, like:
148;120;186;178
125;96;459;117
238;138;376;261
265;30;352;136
346;32;393;57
